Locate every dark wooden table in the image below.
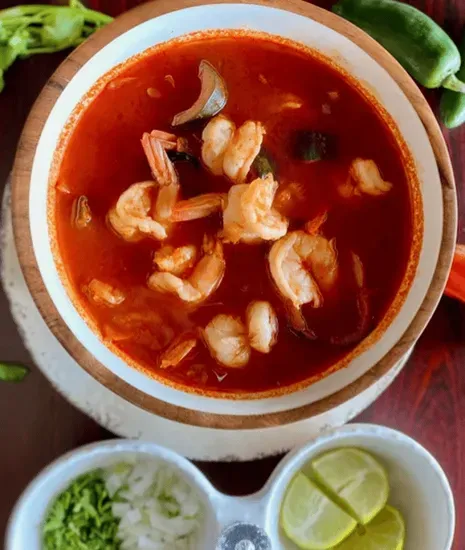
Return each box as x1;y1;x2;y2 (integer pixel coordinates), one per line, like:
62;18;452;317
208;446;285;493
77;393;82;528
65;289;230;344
1;0;464;546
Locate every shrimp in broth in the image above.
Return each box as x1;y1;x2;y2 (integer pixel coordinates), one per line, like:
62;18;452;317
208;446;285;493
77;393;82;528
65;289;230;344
53;32;415;394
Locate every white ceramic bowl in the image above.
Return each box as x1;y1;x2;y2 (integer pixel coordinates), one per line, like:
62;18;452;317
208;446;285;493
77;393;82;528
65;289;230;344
6;424;455;550
29;4;443;415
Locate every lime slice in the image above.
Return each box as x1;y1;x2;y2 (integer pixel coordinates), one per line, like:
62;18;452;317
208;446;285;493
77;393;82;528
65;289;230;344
281;472;357;549
336;505;405;550
311;448;389;524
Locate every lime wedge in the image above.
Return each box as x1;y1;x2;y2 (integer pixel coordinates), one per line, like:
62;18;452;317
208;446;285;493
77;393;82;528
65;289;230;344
336;505;405;550
311;448;389;524
281;472;357;549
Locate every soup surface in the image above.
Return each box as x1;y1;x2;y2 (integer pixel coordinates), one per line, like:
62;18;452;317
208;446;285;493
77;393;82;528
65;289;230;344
52;32;416;396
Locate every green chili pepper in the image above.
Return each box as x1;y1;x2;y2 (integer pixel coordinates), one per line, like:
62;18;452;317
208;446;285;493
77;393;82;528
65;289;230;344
333;0;465;93
0;362;29;382
253;149;276;178
440;32;465;128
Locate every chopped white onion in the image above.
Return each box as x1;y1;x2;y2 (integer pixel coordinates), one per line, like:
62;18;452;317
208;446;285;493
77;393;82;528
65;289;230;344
104;459;202;550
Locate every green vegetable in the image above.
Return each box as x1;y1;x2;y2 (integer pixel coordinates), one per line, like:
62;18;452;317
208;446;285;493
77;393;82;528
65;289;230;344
43;470;121;550
0;362;29;382
441;32;465;128
294;131;332;162
333;0;465;93
253;148;275;177
0;1;112;92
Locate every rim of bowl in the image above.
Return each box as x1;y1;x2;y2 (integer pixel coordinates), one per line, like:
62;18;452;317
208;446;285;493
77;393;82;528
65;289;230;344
11;0;457;428
47;27;423;401
262;423;456;550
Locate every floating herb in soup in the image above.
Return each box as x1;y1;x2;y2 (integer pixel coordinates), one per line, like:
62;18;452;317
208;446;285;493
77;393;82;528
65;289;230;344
50;31;420;395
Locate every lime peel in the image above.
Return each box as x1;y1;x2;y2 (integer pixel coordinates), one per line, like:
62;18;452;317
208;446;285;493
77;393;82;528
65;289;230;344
311;447;389;524
281;472;357;549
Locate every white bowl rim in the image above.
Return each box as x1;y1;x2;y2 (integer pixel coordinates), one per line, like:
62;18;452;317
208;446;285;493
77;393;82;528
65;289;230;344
263;423;456;549
28;3;443;415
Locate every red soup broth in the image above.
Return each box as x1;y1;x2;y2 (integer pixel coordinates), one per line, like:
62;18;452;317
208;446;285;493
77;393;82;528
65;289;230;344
51;31;420;396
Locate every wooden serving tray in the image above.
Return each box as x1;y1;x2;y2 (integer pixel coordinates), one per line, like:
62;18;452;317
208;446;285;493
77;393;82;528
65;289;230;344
11;0;457;429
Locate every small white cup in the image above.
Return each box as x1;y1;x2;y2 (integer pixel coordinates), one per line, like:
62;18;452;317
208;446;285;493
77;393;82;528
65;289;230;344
265;424;456;550
7;424;455;550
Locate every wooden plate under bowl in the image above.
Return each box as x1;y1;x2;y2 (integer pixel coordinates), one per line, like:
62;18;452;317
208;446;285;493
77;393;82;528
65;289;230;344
11;0;457;429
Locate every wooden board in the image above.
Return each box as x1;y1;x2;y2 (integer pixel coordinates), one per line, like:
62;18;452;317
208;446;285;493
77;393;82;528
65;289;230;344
11;0;457;429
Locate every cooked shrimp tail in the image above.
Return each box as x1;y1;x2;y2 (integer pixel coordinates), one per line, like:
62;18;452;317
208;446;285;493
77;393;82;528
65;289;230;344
141;131;181;220
170;193;226;222
158;335;198;369
148;130;178;150
141;132;179;187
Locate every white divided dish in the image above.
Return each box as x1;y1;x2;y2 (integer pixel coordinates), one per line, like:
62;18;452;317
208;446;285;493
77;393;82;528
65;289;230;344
29;3;443;415
6;424;455;550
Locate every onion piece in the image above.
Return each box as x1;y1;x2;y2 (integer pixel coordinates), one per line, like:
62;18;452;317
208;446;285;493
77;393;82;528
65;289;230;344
172;60;228;126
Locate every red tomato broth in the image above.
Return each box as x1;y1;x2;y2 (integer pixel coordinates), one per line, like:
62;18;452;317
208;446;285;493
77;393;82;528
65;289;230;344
52;32;417;395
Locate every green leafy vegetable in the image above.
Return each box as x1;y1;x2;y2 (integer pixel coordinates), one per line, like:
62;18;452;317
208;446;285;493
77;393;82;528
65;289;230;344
0;1;112;92
43;470;121;550
0;362;29;382
41;11;85;49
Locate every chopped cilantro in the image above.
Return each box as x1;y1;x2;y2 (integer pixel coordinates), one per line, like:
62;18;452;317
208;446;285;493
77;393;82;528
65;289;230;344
43;470;120;550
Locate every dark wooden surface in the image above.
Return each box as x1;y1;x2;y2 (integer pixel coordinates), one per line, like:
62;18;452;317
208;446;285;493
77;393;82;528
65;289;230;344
0;0;463;546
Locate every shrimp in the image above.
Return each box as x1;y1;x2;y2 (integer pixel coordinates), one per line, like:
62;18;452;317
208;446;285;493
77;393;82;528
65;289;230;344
222;176;288;244
340;158;393;197
170;193;227;222
108;181;167;242
202;115;265;183
223;121;265;183
246;301;278;353
103;310;175;350
148;235;225;303
269;231;338;310
154;245;197;276
158;335;198;369
222;184;261;244
84;279;125;307
201;115;236;176
203;314;251;368
141;131;180;220
240;175;288;241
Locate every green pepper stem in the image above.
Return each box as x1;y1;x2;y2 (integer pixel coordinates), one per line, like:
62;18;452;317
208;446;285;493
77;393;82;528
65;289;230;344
442;74;465;93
